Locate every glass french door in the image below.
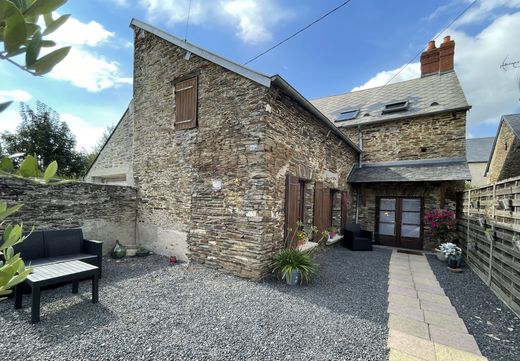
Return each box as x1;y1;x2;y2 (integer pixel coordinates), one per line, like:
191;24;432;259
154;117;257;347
376;197;423;249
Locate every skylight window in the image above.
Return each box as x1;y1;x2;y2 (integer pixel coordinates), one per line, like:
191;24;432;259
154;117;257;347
336;109;359;122
382;100;409;114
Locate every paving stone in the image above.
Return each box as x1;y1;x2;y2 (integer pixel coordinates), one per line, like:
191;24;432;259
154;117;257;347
429;325;482;355
388;303;424;322
434;343;488;361
388;278;415;289
390;269;413;277
414;283;445;295
388;293;421;308
420;300;458;316
414;278;441;288
388;329;436;361
417;291;452;305
390;273;415;282
389;285;418;297
390;266;411;272
389;348;427;361
423;310;468;333
388;314;430;340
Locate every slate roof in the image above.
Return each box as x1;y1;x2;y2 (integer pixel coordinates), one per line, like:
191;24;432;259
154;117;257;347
503;114;520;138
466;137;494;163
348;158;471;183
310;72;470;128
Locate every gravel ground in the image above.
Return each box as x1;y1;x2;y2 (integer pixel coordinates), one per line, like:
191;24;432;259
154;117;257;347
428;255;520;361
1;245;391;361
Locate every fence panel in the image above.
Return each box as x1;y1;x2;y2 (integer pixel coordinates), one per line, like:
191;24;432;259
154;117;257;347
459;176;520;317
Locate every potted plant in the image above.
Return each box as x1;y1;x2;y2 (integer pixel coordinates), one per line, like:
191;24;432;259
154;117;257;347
477;217;486;228
497;198;512;211
271;248;317;286
135;245;151;257
444;244;463;271
424;209;457;258
327;226;338;239
513;233;520;252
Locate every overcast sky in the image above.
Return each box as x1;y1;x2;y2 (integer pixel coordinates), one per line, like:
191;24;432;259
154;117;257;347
1;0;520;151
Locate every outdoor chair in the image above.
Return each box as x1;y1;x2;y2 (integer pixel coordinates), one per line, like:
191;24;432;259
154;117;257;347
342;224;373;251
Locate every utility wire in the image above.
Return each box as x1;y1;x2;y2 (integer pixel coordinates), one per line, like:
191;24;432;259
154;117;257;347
244;0;354;65
184;0;192;42
380;0;478;88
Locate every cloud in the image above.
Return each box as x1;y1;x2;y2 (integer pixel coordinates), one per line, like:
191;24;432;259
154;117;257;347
0;90;32;103
60;113;106;151
352;11;520;133
49;48;132;92
41;16;131;92
0;107;23;135
120;0;290;44
51;17;114;46
455;0;520;27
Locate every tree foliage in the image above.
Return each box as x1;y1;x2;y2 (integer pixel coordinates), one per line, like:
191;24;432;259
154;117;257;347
0;0;71;112
1;101;84;177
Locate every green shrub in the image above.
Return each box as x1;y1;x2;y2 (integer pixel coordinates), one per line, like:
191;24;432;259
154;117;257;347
271;248;317;284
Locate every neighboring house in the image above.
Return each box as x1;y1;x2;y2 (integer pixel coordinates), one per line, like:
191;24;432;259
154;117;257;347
311;37;471;250
87;19;359;279
466;137;494;186
486;114;520;183
87;20;471;277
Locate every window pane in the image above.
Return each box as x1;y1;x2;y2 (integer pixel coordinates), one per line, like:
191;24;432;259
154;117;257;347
402;225;420;238
402;211;420;225
402;199;421;211
380;198;396;210
379;211;395;223
379;223;395;236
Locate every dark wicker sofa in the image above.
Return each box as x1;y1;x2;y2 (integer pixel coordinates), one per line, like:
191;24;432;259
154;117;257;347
342;224;373;251
13;228;103;276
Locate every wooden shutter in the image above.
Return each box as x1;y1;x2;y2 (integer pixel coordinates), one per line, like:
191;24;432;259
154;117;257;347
285;175;300;246
313;182;331;237
174;76;198;130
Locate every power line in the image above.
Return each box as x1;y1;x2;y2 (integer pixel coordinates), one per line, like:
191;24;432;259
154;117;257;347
244;0;354;65
184;0;192;42
380;0;478;88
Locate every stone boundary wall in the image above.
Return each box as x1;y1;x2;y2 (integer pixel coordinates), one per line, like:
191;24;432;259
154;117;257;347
458;175;520;317
0;176;137;253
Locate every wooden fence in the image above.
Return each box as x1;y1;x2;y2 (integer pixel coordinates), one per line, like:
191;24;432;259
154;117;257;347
458;175;520;316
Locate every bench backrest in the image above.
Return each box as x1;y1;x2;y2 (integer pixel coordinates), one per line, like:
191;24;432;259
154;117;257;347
344;223;362;236
43;229;84;257
13;231;45;261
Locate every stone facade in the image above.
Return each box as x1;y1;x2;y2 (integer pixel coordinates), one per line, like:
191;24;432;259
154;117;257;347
0;176;137;252
341;111;466;163
487;123;520;183
468;162;488;187
85;106;134;186
355;181;464;250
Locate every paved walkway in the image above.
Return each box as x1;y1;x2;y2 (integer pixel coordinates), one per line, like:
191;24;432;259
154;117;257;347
387;250;488;361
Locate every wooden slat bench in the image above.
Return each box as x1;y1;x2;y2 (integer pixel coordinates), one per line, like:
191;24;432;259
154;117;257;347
14;260;100;324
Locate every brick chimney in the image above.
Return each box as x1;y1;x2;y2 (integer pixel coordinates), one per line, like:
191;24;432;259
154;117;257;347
420;40;439;77
439;36;455;73
420;36;455;77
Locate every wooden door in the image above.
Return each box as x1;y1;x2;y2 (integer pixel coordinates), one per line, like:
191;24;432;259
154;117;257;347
313;182;331;237
375;197;423;249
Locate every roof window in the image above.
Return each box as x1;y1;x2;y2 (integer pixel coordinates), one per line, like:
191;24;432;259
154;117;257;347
382;100;409;114
336;109;359;122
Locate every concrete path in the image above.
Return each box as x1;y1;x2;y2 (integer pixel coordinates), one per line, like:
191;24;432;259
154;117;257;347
387;251;488;361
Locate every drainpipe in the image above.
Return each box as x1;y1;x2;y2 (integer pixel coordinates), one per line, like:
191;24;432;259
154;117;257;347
355;125;362;224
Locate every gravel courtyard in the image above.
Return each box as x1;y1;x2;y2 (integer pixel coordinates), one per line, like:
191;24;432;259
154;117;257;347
1;246;391;361
428;255;520;361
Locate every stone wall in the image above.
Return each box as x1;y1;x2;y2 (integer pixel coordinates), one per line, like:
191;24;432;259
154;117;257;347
356;181;464;250
468;162;488;187
0;176;137;252
487;123;520;183
263;85;359;261
132;27;269;276
340;111;466;163
85;105;134;186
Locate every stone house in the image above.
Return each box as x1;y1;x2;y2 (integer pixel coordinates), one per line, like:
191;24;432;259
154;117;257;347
87;20;471;277
466;137;494;186
86;19;359;279
311;37;471;250
485;114;520;183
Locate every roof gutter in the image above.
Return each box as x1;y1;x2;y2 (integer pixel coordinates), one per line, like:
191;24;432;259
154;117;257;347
338;106;472;129
271;75;362;154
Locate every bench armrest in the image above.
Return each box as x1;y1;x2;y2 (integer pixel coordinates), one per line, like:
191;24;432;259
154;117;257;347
83;239;103;256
